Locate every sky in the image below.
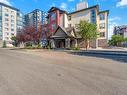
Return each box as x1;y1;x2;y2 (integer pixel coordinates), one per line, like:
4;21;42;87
0;0;127;39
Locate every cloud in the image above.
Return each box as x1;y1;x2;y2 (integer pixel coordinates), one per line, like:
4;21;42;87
60;2;67;10
0;0;11;5
116;0;127;7
109;17;121;22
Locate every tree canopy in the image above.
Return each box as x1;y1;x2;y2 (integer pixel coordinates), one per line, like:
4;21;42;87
108;35;127;46
76;20;98;50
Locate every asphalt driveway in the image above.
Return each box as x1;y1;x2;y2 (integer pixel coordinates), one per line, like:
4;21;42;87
0;48;127;95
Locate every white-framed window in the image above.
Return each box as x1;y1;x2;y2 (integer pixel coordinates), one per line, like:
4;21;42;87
5;28;9;31
5;18;9;21
11;15;14;19
5;23;9;26
99;23;105;29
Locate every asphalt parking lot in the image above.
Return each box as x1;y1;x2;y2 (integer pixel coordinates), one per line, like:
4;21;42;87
0;48;127;95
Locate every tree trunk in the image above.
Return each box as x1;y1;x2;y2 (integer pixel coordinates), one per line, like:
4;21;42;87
85;40;90;51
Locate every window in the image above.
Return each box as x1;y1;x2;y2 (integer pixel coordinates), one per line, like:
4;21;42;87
0;16;2;20
68;16;71;21
51;13;56;20
5;13;9;17
11;15;14;19
11;33;14;36
5;28;9;31
6;32;9;35
100;23;105;29
91;10;96;23
11;24;14;28
5;9;9;12
68;24;71;27
5;23;9;26
11;29;14;31
100;14;105;20
5;18;9;21
91;10;96;15
11;11;14;14
100;32;105;37
11;20;14;23
52;24;57;30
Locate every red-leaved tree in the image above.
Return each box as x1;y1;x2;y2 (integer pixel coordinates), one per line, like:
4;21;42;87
16;22;50;46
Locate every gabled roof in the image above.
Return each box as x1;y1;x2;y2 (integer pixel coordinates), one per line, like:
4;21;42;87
48;7;67;14
51;26;76;38
69;5;99;15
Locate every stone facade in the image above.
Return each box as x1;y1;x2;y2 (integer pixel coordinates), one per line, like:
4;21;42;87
98;39;108;47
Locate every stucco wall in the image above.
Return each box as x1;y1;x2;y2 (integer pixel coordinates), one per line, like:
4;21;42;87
68;9;91;27
2;6;17;41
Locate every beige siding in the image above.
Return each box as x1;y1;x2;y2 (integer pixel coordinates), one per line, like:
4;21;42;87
68;9;91;27
97;12;108;40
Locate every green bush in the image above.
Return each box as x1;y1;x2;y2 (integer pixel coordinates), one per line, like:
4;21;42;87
25;46;33;49
108;35;125;46
37;42;42;49
25;42;32;47
3;41;7;48
71;47;80;51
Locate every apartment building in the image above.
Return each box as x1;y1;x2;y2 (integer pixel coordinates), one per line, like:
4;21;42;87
113;25;127;46
47;1;109;48
24;9;47;45
0;2;24;44
114;25;127;38
25;9;46;29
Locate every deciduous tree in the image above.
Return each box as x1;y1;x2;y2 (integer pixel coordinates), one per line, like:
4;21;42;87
77;20;98;50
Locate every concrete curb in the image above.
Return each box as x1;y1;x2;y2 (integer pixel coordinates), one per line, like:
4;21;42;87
73;51;127;56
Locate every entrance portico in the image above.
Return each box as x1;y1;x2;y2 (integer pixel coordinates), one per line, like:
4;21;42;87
50;26;77;49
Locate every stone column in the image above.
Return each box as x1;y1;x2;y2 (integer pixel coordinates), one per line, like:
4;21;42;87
50;39;55;49
65;38;70;48
74;39;78;48
96;39;98;48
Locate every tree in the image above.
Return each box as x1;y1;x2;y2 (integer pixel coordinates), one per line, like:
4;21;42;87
76;20;98;50
2;40;7;48
108;35;124;46
124;37;127;42
11;36;17;46
37;22;43;46
16;26;36;43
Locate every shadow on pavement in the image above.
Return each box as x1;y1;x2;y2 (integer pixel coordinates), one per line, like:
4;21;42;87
69;50;127;63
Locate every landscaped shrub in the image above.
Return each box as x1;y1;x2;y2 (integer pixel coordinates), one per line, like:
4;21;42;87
3;41;7;48
71;47;80;51
25;42;32;47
